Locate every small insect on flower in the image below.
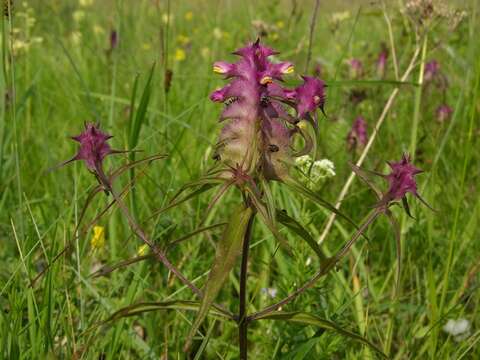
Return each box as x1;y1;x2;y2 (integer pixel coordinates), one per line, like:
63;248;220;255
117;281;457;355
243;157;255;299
91;226;105;250
4;0;14;18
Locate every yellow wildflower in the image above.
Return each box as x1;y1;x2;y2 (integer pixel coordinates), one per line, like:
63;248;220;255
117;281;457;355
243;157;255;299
12;39;30;54
91;226;105;250
174;48;186;61
185;11;193;21
275;20;285;29
201;47;210;59
93;25;105;35
137;244;149;256
162;13;174;24
70;31;82;45
213;27;223;40
142;43;152;50
79;0;94;7
270;33;279;41
177;35;190;46
73;10;85;23
31;36;44;44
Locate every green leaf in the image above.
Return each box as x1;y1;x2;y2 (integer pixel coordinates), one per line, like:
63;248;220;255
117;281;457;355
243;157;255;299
276;209;326;261
85;300;231;335
285;180;365;238
124;65;155;218
255;311;388;359
184;205;254;351
325;79;418;87
246;187;293;255
128;63;156;150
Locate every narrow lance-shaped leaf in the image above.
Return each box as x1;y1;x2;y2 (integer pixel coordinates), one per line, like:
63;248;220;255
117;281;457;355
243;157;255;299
246;186;293;255
276;209;326;261
128;63;156;216
184;205;254;351
284;179;366;238
254;311;388;359
84;300;232;336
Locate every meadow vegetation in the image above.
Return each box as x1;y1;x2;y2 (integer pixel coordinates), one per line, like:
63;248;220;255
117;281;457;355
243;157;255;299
0;0;479;359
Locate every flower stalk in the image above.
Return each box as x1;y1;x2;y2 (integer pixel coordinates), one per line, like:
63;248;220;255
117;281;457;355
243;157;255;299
238;208;255;359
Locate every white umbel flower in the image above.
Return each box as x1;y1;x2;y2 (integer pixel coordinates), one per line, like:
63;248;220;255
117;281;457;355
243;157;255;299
295;155;336;189
443;319;471;342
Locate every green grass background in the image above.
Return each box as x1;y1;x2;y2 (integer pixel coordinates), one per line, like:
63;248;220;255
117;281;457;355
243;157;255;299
0;0;479;358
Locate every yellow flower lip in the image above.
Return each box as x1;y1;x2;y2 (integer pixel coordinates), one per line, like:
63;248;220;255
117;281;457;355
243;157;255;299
283;65;294;74
260;76;273;85
213;65;226;74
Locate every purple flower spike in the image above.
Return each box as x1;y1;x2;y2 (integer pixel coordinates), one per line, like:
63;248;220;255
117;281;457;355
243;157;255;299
294;76;326;119
436;104;453;123
110;30;118;50
384;154;423;202
347;116;368;150
377;49;388;78
68;122;113;172
210;39;326;181
349;58;363;78
424;60;439;82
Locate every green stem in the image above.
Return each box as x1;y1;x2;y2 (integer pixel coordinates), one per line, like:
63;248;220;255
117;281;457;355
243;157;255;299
239;210;255;360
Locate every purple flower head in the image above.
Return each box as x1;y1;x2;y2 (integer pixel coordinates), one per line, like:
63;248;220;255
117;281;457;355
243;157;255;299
436;104;453;123
68;122;113;172
349;58;363;78
347;116;368;150
294;76;326;119
424;60;439;82
210;40;325;181
384;154;423;202
377;49;388;78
